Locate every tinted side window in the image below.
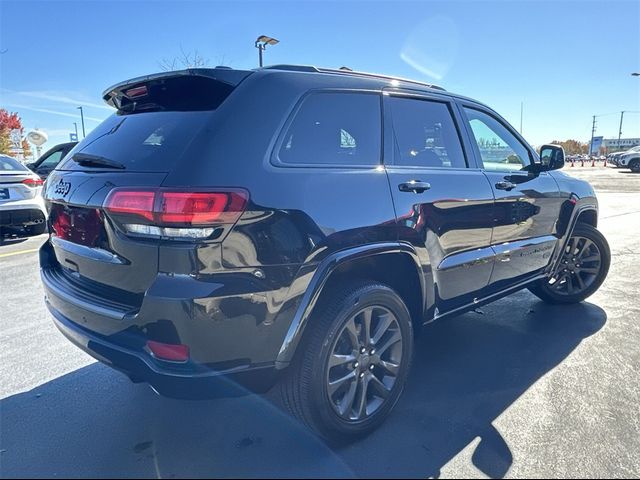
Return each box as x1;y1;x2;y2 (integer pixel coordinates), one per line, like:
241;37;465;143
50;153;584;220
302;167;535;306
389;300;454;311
278;92;381;166
388;97;466;168
464;107;531;171
37;150;63;169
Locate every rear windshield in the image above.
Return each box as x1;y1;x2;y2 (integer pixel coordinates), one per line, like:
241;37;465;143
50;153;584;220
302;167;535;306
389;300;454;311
0;156;28;172
58;74;240;173
57;110;214;173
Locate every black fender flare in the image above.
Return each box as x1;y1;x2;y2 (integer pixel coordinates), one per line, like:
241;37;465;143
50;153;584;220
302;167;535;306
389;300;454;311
547;201;598;275
274;242;423;368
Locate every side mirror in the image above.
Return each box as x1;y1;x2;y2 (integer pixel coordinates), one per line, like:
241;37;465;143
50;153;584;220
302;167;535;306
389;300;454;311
25;162;36;170
538;144;565;171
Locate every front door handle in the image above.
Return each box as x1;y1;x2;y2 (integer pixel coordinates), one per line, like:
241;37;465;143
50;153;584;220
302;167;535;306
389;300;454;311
495;181;517;191
399;180;431;193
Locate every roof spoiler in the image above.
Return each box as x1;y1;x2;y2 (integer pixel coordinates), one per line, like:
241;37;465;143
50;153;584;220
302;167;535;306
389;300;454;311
102;68;252;109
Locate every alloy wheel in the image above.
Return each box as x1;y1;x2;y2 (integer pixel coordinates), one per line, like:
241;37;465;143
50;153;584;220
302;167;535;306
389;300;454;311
549;235;602;296
326;306;403;422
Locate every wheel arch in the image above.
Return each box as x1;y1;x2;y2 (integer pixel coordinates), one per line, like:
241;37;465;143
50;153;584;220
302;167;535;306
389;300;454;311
275;243;424;368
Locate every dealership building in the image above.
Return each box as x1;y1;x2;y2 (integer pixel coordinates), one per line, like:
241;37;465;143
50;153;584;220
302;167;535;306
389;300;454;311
604;138;640;150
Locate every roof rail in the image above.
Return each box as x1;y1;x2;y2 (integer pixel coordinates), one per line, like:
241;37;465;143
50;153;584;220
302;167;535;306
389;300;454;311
262;64;320;73
260;64;445;91
317;67;446;91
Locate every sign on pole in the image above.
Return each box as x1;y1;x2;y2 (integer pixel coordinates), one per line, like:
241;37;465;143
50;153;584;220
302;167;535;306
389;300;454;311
590;136;603;155
9;129;22;148
70;133;78;142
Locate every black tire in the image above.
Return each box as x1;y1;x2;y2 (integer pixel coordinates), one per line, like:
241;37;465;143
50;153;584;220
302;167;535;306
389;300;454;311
528;223;610;304
629;160;640;173
278;280;414;441
25;223;46;236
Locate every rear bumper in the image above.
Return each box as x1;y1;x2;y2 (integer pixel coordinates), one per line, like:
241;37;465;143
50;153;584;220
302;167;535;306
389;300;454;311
46;301;281;398
40;235;288;398
0;207;46;227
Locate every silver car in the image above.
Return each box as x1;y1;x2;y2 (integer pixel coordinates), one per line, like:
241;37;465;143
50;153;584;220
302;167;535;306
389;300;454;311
0;155;47;236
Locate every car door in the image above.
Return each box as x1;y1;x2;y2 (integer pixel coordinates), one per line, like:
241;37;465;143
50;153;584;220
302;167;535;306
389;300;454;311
458;103;561;289
383;91;496;316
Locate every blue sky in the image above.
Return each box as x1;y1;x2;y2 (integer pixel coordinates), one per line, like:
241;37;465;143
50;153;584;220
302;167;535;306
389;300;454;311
1;0;639;150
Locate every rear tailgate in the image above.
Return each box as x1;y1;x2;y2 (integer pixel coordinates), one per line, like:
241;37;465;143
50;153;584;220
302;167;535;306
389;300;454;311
42;69;252;308
44;170;167;297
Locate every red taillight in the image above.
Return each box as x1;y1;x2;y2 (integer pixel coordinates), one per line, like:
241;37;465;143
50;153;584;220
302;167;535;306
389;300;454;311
103;188;248;239
103;190;155;222
159;192;246;224
146;341;190;362
22;177;43;187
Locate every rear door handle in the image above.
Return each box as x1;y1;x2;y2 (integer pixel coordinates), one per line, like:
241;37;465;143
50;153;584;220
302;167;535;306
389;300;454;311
495;181;517;191
398;180;431;193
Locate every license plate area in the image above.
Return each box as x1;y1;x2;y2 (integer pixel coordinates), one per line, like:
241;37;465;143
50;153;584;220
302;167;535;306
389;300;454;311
50;203;106;248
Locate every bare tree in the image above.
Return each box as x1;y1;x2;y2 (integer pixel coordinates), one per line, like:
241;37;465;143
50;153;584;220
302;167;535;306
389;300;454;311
159;45;209;71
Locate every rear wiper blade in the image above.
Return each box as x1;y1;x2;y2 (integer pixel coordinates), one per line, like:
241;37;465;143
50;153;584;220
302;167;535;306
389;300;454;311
72;153;125;169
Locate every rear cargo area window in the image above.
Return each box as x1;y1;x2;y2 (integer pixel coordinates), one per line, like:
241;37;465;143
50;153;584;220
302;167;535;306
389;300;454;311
57;110;213;173
277;92;381;166
58;75;238;173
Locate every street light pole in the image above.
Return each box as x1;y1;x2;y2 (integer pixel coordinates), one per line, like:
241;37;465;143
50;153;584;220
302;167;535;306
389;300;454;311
254;35;279;67
77;106;86;138
617;111;625;151
589;115;596;157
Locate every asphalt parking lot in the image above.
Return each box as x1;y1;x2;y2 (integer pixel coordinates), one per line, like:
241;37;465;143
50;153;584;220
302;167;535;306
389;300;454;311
1;165;638;478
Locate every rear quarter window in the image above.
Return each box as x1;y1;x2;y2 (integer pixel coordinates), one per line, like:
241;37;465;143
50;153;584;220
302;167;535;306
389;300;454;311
275;91;382;167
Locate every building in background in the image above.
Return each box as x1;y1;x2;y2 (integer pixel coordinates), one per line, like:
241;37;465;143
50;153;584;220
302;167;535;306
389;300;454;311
604;138;640;152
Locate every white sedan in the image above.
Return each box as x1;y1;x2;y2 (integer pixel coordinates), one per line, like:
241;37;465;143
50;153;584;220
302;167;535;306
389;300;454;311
0;155;47;236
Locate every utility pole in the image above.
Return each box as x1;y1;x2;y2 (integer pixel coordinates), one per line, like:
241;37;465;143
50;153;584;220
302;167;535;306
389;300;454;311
617;111;625;151
77;106;86;138
589;115;596;156
520;102;523;134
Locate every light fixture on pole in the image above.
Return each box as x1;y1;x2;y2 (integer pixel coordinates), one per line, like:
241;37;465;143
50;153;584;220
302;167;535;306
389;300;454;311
255;35;279;67
632;72;640;76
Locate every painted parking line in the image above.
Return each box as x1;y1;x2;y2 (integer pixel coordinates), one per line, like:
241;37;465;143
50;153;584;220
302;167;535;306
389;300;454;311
0;248;40;259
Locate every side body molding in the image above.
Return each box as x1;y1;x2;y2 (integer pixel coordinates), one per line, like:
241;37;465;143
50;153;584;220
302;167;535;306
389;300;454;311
274;242;423;368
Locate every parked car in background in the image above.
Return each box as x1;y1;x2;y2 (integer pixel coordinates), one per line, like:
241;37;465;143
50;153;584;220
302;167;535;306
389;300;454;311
607;146;640;167
40;65;610;439
615;146;640;172
26;142;77;180
0;154;47;236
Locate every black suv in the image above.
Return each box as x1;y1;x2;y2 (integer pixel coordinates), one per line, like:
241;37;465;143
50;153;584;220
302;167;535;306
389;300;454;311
40;66;610;439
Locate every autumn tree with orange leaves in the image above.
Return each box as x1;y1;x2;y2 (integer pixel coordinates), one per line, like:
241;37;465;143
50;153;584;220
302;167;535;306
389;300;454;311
0;109;32;159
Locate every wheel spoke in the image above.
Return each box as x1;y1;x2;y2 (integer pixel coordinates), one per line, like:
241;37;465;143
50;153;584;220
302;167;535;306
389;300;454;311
369;374;390;399
566;275;575;295
377;330;402;357
580;254;600;263
329;353;356;369
575;272;586;290
338;376;358;417
579;267;600;274
355;374;370;419
577;238;593;258
328;370;357;396
344;318;360;349
371;312;394;345
378;359;400;377
361;308;373;347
